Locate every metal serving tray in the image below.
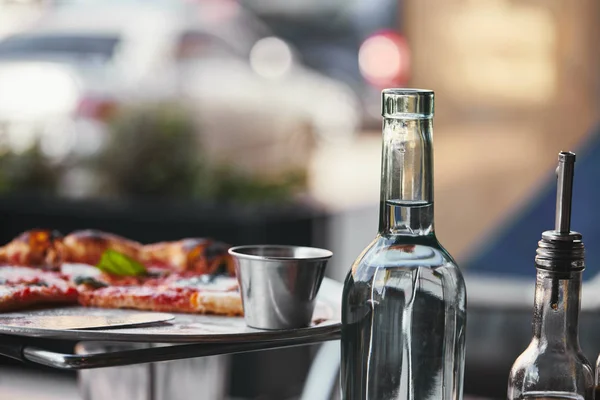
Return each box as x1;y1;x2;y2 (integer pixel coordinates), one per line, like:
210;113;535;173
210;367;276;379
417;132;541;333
0;278;342;370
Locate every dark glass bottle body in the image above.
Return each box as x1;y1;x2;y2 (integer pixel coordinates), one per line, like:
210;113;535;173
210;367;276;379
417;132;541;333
508;269;594;400
340;90;467;400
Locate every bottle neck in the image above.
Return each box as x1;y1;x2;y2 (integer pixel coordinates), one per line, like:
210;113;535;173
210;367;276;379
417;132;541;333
378;117;434;236
532;269;582;347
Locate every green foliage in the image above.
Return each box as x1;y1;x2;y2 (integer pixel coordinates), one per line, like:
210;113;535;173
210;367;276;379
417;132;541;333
203;165;307;203
97;103;203;198
96;102;307;203
0;103;308;204
0;141;62;195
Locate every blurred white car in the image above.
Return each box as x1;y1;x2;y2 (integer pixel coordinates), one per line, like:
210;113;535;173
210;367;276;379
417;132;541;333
0;0;360;181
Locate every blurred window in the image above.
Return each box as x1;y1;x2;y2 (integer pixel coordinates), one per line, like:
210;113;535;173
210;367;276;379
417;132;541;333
0;35;120;62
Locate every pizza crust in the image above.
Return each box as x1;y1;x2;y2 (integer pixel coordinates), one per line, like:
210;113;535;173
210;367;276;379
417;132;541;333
190;291;244;316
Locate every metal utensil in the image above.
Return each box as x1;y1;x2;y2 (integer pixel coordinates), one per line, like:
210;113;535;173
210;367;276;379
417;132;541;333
0;312;174;330
229;245;333;330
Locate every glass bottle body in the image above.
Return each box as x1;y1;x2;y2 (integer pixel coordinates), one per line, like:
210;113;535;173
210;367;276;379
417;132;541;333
507;270;593;400
340;90;467;400
341;231;466;400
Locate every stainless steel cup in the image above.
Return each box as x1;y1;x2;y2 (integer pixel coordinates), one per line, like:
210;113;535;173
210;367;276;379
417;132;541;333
228;245;333;330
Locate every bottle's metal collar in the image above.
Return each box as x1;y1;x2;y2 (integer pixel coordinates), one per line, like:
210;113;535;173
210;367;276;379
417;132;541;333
535;230;585;272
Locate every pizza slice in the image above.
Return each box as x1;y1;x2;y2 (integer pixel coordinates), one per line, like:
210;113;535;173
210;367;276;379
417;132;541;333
62;230;143;267
77;276;243;316
0;267;78;312
0;230;64;269
0;230;242;316
61;230;236;276
63;254;243;316
0;229;235;276
142;239;235;275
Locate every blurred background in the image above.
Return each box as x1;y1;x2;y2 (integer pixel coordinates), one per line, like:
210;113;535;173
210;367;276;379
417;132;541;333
1;0;600;399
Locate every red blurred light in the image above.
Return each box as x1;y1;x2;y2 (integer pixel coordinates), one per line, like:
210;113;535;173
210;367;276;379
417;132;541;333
76;97;118;121
359;30;410;88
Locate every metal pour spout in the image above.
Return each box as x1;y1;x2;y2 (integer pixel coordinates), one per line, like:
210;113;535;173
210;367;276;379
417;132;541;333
555;151;576;234
535;151;584;272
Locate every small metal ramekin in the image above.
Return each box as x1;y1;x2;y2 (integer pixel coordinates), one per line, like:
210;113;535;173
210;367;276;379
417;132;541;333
228;245;332;330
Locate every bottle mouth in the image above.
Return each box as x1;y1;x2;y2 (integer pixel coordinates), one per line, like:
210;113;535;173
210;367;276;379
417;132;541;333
382;88;434;119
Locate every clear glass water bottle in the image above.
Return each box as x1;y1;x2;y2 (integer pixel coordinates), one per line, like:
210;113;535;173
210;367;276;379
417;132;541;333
507;152;594;400
340;89;467;400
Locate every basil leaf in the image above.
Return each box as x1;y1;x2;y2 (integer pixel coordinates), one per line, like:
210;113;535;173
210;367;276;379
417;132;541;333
96;249;147;276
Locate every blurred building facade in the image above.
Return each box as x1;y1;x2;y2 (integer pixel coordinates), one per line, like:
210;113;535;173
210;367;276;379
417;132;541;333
403;0;600;261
